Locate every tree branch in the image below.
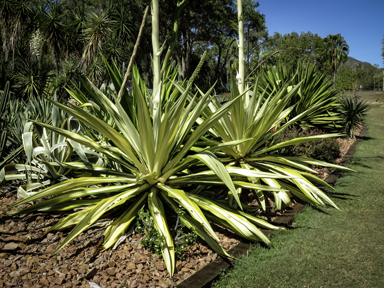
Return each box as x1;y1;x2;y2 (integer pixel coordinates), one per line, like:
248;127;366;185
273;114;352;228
117;6;149;102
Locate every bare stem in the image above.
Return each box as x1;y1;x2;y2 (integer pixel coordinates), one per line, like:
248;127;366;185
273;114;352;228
117;6;149;102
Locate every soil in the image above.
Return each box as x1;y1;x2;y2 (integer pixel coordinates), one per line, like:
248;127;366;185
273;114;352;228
0;132;360;288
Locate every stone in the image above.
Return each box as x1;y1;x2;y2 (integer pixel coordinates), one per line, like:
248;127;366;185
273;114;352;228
106;267;116;276
155;262;166;271
2;242;19;250
126;262;136;270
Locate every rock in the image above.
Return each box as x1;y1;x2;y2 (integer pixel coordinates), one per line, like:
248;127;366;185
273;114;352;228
55;277;64;285
158;280;170;288
130;279;139;288
9;271;20;278
126;262;136;270
94;256;104;265
3;242;19;250
155;262;166;271
89;282;102;288
108;261;116;267
106;267;116;276
85;268;97;279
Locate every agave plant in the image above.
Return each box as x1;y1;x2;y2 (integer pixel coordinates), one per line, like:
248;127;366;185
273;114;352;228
256;62;341;131
6;57;290;275
0;93;101;196
187;73;352;211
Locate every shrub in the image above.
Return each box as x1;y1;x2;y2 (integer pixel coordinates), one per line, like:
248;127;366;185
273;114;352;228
135;208;197;259
339;96;370;138
267;126;340;164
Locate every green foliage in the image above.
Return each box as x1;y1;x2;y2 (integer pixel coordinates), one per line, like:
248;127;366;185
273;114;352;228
266;126;340;164
135;209;167;256
325;33;349;84
213;104;384;288
336;62;381;91
260;32;331;75
339;96;370;138
256;62;341;131
135;208;197;259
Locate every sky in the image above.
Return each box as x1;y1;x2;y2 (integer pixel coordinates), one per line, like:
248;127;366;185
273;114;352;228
258;0;384;67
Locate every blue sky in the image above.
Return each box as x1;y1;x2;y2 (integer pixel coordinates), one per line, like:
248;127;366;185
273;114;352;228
258;0;384;67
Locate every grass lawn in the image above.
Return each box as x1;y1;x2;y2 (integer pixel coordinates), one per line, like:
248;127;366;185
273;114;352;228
213;91;384;288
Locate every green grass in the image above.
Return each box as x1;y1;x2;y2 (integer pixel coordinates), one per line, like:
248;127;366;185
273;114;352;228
342;90;384;103
213;101;384;287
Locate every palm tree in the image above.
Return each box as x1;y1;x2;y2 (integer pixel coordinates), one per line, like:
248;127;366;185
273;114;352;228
325;33;349;86
81;9;114;71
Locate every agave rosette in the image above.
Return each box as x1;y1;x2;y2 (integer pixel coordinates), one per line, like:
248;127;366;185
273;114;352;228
184;74;352;211
256;62;341;131
6;62;287;276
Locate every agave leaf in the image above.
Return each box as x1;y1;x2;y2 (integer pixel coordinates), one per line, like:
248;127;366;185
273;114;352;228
30;120;138;173
46;207;94;233
9;183;139;216
132;77;155;171
252;134;344;156
188;193;271;245
42;101;146;173
148;188;175;276
282;156;355;171
56;184;150;253
188;151;241;209
8;177;137;208
164;91;246;172
160;194;232;259
157;183;219;241
102;192;148;250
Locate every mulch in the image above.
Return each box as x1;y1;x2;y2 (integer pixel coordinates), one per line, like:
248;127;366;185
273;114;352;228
0;133;359;288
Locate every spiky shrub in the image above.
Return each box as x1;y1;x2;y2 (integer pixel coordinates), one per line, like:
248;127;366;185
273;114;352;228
6;60;283;276
0;93;101;196
256;62;341;131
266;126;340;163
338;96;370;138
190;74;351;212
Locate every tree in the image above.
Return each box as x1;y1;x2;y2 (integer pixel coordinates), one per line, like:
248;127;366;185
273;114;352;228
259;31;330;75
324;33;349;85
242;0;266;77
381;34;384;65
159;0;237;80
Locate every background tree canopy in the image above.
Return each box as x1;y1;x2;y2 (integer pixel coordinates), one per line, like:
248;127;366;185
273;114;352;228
0;0;382;98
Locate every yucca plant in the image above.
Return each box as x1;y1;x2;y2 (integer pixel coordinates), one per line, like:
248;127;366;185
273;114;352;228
339;96;370;138
256;62;341;131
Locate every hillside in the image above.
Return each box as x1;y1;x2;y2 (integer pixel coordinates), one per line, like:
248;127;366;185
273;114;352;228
342;56;373;69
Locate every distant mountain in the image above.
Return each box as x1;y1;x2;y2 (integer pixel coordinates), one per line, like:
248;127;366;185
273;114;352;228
342;56;373;69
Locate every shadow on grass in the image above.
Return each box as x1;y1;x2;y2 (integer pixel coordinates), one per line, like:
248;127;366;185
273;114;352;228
359;136;374;141
307;205;332;215
326;191;359;200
